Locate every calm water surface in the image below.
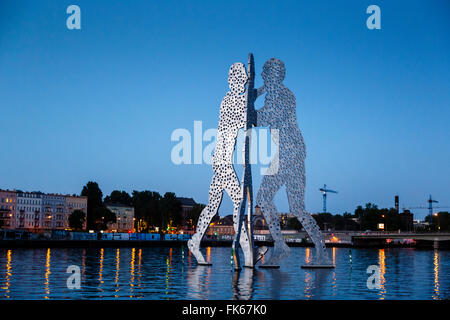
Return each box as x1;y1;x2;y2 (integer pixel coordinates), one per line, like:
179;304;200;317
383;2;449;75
0;247;448;300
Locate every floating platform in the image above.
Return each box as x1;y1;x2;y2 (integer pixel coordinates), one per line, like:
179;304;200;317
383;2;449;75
197;262;212;266
259;265;280;269
301;264;335;269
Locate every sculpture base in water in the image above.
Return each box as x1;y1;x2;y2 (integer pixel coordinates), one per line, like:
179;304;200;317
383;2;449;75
198;262;213;266
301;264;335;269
259;265;280;269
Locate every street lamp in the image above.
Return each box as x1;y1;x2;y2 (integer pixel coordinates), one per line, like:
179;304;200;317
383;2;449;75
381;214;387;232
433;213;440;232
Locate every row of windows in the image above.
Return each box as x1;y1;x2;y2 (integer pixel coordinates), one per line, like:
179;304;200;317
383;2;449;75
43;201;65;205
17;193;39;198
45;208;64;213
17;221;57;228
18;207;40;212
17;199;40;205
2;197;86;205
68;202;86;208
16;215;68;221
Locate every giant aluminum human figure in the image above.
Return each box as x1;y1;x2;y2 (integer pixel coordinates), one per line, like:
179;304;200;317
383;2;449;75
255;58;331;267
188;62;254;269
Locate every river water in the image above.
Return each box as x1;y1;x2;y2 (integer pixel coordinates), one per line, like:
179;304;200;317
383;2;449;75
0;247;448;300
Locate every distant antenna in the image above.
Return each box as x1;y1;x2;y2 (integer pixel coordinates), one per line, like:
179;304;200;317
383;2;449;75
319;184;338;213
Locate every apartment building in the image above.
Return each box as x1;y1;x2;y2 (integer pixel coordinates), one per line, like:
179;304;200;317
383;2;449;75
15;191;42;230
42;193;66;230
105;203;135;232
0;190;16;229
66;195;88;230
0;189;88;231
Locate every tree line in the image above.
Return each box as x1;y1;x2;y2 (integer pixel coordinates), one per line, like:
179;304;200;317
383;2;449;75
285;203;449;232
69;184;449;233
69;181;200;232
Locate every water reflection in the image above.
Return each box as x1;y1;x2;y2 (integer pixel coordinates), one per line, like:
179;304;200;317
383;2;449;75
331;248;337;296
378;249;386;299
165;248;172;297
137;248;142;291
44;248;51;299
305;247;311;264
114;248;120;297
263;268;290;299
433;250;439;300
232;268;254;300
130;248;135;297
187;265;210;299
0;247;448;300
1;250;12;298
98;248;104;295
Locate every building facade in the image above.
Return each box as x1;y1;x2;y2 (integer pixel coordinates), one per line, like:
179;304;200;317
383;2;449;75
0;190;16;229
66;195;88;230
15;191;42;230
0;189;88;231
106;203;135;232
42;194;66;230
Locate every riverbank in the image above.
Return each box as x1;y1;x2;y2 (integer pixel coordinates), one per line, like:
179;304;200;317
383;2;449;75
1;239;448;249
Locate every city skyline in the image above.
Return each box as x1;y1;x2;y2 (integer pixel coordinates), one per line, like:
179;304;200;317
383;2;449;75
1;1;449;219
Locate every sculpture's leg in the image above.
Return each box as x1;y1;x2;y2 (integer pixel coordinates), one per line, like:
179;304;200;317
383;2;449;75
256;174;290;267
188;174;223;265
225;170;248;269
285;178;331;265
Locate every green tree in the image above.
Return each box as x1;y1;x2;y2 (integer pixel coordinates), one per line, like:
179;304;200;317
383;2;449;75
286;217;302;231
68;210;86;231
312;212;334;230
132;190;162;230
186;203;206;229
425;211;449;232
94;206;116;230
81;181;103;230
104;190;132;206
160;192;182;230
355;203;401;231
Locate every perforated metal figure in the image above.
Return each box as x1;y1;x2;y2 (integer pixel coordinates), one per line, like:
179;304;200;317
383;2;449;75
255;58;331;267
188;63;253;268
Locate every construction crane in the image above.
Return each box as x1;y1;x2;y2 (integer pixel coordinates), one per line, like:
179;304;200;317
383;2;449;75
319;184;338;213
403;195;450;222
427;195;439;221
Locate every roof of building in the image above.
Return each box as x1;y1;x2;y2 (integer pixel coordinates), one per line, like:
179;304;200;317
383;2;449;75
176;197;196;206
0;189;86;198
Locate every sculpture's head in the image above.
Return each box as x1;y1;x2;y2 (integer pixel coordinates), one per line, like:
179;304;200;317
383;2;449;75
228;62;247;93
262;58;285;86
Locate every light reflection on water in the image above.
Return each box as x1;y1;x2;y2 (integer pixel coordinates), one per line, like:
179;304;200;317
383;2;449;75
0;247;448;300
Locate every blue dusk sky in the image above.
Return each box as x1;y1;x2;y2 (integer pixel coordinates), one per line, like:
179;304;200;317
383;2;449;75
0;0;449;219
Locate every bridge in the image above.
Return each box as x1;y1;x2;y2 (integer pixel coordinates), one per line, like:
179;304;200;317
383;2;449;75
351;232;450;248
